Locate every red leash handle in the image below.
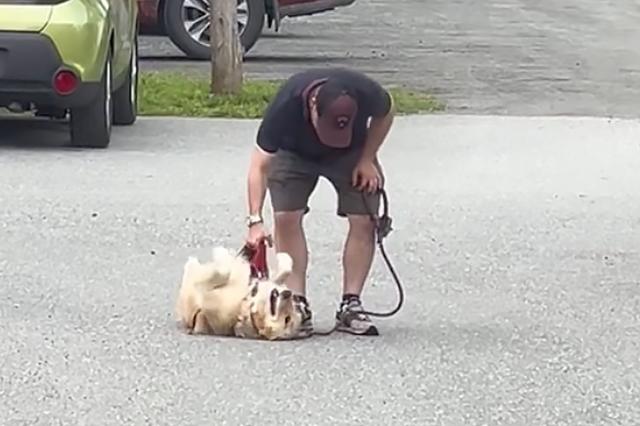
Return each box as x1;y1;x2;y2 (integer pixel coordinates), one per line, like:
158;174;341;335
249;239;269;279
238;236;272;279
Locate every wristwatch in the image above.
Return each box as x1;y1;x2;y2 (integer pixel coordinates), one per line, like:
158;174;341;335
246;214;263;227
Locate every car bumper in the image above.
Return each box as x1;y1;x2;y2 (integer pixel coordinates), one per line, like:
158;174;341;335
0;32;100;109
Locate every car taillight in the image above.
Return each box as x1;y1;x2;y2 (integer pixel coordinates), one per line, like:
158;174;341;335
53;70;78;95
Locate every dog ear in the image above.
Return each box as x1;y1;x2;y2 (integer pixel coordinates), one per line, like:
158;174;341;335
272;252;293;285
250;281;259;298
251;307;266;334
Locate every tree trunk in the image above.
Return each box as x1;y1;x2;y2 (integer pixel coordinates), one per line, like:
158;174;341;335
210;0;243;94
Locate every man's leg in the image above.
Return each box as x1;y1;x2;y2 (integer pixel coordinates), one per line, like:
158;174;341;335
323;153;384;336
273;209;308;296
342;214;376;297
266;150;319;337
334;210;380;336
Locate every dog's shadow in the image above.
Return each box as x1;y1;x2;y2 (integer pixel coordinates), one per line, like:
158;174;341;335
171;316;419;344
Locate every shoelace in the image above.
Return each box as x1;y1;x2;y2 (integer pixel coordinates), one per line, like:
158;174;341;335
342;300;370;320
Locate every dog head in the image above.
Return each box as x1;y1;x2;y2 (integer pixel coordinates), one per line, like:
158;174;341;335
236;252;303;340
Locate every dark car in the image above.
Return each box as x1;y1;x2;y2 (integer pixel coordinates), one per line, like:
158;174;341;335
138;0;356;59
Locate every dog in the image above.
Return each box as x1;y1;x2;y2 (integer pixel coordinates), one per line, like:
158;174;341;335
174;245;304;340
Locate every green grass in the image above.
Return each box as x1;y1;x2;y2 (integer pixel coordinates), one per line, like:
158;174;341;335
139;71;444;119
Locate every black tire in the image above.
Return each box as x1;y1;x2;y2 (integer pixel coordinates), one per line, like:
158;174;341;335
113;33;139;126
69;50;113;149
163;0;266;60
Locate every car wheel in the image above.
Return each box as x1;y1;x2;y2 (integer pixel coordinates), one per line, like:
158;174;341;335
69;50;113;149
163;0;266;60
113;34;138;126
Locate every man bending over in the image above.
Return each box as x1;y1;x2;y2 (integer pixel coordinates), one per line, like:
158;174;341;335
244;67;395;338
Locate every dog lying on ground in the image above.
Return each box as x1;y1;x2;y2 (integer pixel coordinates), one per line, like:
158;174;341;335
174;245;304;340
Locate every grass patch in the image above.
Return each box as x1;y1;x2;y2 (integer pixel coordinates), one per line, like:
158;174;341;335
139;71;444;119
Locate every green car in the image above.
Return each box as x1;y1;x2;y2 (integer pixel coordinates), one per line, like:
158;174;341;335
0;0;139;148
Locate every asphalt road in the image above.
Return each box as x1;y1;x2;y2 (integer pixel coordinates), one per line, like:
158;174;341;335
140;0;640;117
1;114;639;425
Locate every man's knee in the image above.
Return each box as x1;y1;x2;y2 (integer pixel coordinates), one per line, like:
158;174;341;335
274;210;305;232
347;215;376;237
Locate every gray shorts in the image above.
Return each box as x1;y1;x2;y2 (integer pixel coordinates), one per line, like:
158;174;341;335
267;148;384;217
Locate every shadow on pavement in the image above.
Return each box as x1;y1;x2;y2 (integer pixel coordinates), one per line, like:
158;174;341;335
259;32;329;40
244;54;344;63
0;116;74;150
141;54;198;62
140;54;345;64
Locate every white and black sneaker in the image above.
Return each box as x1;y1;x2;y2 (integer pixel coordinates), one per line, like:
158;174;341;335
335;295;379;336
292;294;314;339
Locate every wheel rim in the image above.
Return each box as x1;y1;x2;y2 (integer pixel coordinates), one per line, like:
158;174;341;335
181;0;248;48
130;42;138;106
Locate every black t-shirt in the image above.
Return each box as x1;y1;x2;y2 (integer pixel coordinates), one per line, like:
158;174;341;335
256;67;392;160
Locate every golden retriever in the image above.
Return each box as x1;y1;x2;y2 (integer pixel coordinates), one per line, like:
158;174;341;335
174;246;304;340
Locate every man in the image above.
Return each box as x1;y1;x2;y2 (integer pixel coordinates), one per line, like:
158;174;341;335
244;67;395;338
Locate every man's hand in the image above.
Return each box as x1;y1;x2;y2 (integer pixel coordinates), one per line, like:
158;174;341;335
352;158;382;193
246;222;269;248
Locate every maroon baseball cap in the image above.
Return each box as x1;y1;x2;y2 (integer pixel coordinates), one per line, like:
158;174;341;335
303;78;358;148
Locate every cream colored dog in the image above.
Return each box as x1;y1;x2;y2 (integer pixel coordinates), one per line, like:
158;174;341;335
174;246;304;340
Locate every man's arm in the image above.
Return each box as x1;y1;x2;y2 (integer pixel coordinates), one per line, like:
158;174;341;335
247;144;274;218
361;92;395;161
348;70;395;161
247;101;284;218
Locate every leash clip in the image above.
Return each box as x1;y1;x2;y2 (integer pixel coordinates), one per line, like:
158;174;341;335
377;215;393;241
374;187;393;241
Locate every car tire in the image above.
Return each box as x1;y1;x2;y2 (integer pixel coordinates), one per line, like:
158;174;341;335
69;49;113;149
163;0;266;60
113;34;138;126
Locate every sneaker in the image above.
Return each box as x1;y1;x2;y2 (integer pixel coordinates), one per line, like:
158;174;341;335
335;295;379;336
291;295;314;339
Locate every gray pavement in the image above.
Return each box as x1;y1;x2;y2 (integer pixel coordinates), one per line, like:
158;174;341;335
141;0;640;117
1;114;640;424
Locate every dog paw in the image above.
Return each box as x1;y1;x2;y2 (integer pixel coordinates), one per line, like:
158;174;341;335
182;256;202;281
275;252;293;270
273;252;293;284
184;256;200;269
211;246;232;262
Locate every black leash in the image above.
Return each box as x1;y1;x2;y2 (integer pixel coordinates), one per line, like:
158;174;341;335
311;187;404;337
358;187;405;318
